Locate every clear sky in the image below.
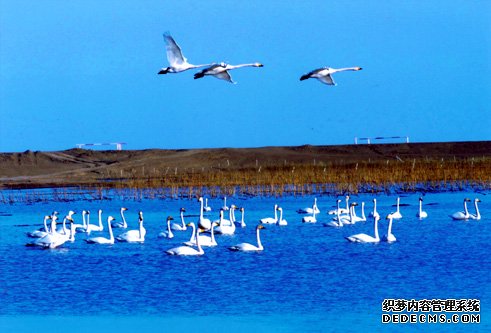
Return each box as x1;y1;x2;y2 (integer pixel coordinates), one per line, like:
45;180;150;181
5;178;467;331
1;1;490;152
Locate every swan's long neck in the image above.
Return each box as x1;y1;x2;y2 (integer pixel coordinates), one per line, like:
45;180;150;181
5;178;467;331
121;210;127;228
188;223;196;242
373;199;377;215
241;210;245;224
69;223;75;241
82;211;87;228
349;206;354;223
108;218;114;241
419;200;423;214
274;205;278;220
180;211;185;228
200;199;204;219
138;219;144;239
229;207;234;222
360;202;366;220
333;67;361;73
195;230;203;254
396;198;400;213
50;218;57;234
229;63;256;70
345;197;350;211
98;211;103;229
277;209;283;224
474;201;481;218
256;227;263;250
219;210;224;226
387;217;393;236
43;217;49;232
374;217;380;240
167;219;172;234
464;200;469;216
61;217;67;234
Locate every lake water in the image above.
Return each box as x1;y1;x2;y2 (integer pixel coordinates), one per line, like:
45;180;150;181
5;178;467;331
0;190;489;332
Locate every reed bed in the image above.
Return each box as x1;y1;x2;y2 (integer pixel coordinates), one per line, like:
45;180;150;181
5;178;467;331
2;157;489;204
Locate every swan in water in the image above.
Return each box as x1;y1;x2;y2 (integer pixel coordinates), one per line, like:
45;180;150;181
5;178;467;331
345;215;380;243
86;210;105;234
351;202;366;223
184;222;218;247
111;207;128;228
27;216;74;249
297;198;320;214
215;209;236;235
368;198;380;219
325;202;357;227
171;208;187;231
300;66;362;86
260;204;278;224
198;197;212;230
451;198;472;220
328;195;350;215
235;207;246;228
72;210;87;232
194;62;264;84
416;197;428;219
381;214;397;242
27;215;51;238
159;216;175;239
469;198;482;220
204;198;212;212
158;33;212;74
56;210;76;234
166;223;205;256
277;207;288;226
391;197;403;219
229;224;266;252
86;216;116;244
116;211;145;243
302;207;316;223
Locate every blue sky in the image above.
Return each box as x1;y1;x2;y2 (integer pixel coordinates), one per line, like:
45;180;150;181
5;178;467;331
1;1;490;152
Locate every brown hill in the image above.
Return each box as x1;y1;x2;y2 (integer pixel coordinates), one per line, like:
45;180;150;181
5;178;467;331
0;141;490;189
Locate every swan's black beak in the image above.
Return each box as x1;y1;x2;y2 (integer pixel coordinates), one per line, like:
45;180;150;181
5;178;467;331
158;69;168;75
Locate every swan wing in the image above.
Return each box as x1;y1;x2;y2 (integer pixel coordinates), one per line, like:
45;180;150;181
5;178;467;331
317;73;335;85
166;245;201;256
346;233;377;243
213;70;235;83
163;33;188;66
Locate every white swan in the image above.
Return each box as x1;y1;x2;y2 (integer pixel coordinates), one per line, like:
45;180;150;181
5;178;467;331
204;198;212;212
345;215;380;243
158;33;212;74
297;198;320;214
73;210;87;232
111;207;128;228
27;216;74;249
368;198;380;219
56;210;76;234
184;221;218;247
469;198;481;220
351;202;366;223
171;208;187;231
301;207;316;223
166;223;205;256
194;62;264;84
235;207;246;228
323;205;344;228
277;207;288;226
391;197;403;219
300;66;362;86
159;216;175;239
86;210;104;234
215;209;236;235
451;198;471;220
198;197;212;230
260;204;278;224
116;211;145;243
27;215;51;238
328;195;350;215
86;216;116;244
416;197;428;219
229;225;265;252
382;214;397;242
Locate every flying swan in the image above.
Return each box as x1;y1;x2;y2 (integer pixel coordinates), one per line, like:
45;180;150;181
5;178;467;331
300;66;362;86
194;62;264;84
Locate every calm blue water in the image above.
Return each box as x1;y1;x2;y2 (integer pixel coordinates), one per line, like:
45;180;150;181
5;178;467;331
0;190;489;332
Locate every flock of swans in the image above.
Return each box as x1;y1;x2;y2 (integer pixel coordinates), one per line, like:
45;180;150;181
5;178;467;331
25;195;482;252
158;33;362;85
